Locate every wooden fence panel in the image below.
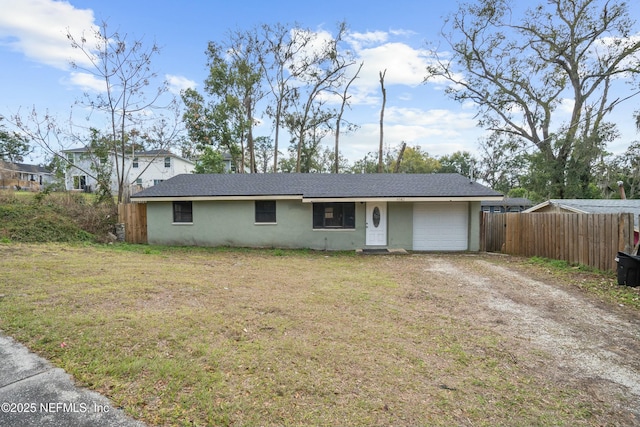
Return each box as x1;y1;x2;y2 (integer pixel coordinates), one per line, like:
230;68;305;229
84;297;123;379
117;203;147;244
480;212;507;252
481;212;634;272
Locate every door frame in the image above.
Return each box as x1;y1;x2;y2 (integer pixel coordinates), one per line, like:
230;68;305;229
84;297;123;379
365;202;387;246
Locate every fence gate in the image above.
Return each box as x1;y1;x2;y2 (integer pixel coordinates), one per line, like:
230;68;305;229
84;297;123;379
480;211;507;252
117;203;147;244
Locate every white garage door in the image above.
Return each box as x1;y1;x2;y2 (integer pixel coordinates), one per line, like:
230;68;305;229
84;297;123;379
413;202;468;251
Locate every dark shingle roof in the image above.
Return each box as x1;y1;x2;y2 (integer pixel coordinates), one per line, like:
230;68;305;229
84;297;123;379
481;197;532;207
131;173;502;199
1;161;52;174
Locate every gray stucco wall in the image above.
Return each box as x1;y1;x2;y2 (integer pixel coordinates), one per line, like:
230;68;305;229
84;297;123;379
387;202;413;248
144;199;478;251
146;199;367;250
468;201;481;251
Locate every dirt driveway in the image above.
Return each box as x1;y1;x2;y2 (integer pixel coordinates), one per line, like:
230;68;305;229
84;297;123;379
394;253;640;424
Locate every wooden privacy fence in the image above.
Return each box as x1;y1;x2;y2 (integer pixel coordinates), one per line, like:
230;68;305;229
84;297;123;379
117;203;148;244
481;212;635;272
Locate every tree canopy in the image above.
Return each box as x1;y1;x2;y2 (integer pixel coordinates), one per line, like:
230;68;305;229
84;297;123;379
0;117;30;163
426;0;640;199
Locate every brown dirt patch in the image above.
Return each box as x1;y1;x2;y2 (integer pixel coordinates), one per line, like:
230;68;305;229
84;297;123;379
383;253;640;425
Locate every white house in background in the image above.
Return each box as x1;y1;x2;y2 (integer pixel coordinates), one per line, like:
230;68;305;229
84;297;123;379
61;147;195;195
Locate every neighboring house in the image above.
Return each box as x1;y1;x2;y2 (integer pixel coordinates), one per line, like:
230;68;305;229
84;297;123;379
0;160;55;190
482;197;532;213
221;152;235;173
131;173;503;251
62;147;195;195
524;199;640;244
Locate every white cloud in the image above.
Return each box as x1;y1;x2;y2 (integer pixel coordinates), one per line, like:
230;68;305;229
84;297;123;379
0;0;98;69
346;30;389;51
166;74;197;94
334;107;484;162
356;42;429;88
342;40;432;108
386;106;476;128
558;98;575;115
65;71;104;92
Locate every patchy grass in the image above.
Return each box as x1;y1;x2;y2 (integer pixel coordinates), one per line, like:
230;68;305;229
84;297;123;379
525;256;640;310
0;243;627;426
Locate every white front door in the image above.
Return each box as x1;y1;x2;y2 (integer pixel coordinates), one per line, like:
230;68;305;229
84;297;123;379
366;202;387;246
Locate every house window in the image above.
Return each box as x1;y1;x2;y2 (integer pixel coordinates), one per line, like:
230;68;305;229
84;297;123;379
153;179;164;186
72;175;86;190
313;202;355;229
173;201;193;223
136;178;142;185
164;157;171;168
68;153;75;164
133;157;139;168
255;200;276;223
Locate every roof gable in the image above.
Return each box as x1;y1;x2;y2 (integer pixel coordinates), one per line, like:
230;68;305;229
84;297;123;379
131;173;503;200
525;199;640;215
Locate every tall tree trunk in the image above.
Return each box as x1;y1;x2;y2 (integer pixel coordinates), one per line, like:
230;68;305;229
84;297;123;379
334;62;363;173
245;95;256;173
394;142;406;173
378;70;387;173
273;107;281;172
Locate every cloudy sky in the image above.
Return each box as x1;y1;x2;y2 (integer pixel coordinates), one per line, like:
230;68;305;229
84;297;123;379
0;0;639;165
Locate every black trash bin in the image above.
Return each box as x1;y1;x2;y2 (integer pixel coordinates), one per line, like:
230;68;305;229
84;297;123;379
616;252;640;287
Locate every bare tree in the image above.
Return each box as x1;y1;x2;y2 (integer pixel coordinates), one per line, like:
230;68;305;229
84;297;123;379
333;62;363;173
14;22;178;202
276;22;355;172
260;23;306;172
378;69;387;173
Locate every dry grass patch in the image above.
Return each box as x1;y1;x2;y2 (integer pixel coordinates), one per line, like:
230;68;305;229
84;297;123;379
0;243;615;426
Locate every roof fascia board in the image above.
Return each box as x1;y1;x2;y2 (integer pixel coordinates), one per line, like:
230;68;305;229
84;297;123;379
302;196;503;203
523;200;551;212
555;204;589;213
131;195;303;202
132;195;503;203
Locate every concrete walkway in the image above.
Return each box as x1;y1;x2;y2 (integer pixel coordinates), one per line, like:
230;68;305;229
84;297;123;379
0;334;145;427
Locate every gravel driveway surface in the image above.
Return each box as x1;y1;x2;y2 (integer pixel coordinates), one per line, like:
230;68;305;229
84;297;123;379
401;253;640;424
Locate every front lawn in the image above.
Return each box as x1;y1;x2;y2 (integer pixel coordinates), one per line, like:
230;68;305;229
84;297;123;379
0;243;620;426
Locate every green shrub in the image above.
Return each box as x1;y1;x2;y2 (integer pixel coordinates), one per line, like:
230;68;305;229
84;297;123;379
0;190;117;243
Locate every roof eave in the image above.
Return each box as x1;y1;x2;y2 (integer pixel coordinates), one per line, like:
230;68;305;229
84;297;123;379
302;196;502;203
131;195;503;203
130;195;303;202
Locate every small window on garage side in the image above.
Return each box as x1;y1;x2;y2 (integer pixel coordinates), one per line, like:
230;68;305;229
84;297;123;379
255;200;276;223
173;201;193;223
